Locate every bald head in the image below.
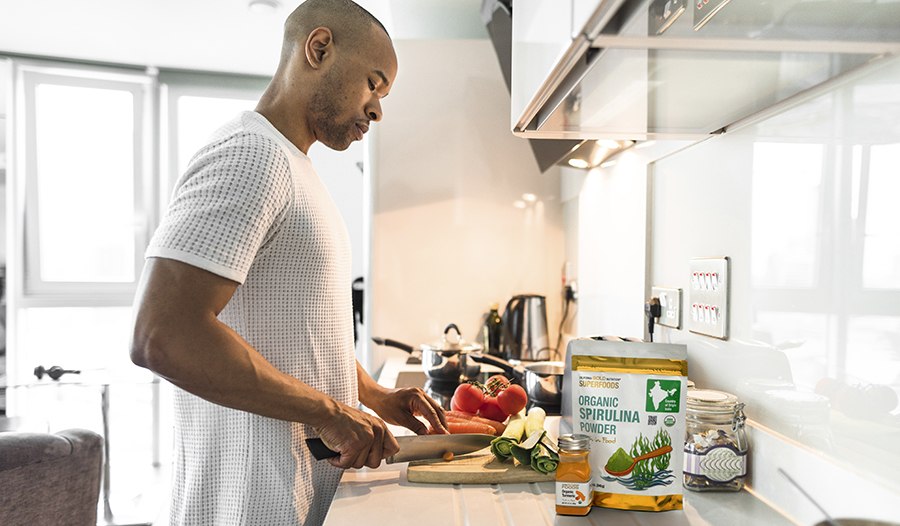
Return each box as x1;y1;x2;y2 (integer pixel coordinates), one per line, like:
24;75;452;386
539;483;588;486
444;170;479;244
257;0;396;153
280;0;389;67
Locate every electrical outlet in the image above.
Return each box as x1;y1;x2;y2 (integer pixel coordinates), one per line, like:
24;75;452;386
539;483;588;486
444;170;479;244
688;256;730;340
652;286;682;330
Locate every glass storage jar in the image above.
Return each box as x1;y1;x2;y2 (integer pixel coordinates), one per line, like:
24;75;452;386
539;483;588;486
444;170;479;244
683;389;748;492
556;434;592;515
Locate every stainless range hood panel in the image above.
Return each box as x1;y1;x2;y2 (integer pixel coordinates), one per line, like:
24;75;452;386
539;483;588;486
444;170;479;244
484;0;581;171
513;0;900;140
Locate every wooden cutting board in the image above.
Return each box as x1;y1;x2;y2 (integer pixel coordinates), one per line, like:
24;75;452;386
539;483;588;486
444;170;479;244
406;448;556;484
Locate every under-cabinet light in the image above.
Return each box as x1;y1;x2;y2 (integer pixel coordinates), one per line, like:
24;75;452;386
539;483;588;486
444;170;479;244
568;158;589;169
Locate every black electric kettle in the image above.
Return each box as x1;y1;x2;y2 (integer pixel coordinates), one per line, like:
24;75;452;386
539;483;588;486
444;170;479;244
502;294;552;361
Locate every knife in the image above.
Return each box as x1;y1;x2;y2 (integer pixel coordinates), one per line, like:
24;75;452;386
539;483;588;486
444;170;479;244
306;434;495;464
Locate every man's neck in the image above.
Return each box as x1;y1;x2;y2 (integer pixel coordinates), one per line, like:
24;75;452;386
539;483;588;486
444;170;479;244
255;92;315;155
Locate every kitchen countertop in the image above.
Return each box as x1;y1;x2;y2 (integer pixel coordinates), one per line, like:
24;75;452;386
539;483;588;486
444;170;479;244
323;357;796;526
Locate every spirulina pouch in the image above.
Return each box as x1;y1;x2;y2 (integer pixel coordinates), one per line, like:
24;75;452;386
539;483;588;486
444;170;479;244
561;337;688;512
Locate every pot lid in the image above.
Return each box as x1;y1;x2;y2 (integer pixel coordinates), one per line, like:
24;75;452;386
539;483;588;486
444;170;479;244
420;323;483;353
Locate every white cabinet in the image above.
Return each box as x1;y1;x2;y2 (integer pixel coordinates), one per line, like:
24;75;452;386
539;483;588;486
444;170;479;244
510;0;900;140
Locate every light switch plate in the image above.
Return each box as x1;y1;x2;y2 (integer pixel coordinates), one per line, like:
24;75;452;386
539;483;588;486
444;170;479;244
652;286;682;330
688;256;730;340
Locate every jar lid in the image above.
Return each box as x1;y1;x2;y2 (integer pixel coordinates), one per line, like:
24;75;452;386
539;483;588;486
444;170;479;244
687;389;740;415
557;434;591;451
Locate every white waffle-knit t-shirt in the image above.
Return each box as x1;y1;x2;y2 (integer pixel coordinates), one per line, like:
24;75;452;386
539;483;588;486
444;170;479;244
147;111;357;526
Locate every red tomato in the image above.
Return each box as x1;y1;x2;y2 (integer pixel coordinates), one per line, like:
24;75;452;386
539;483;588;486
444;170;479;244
451;383;484;414
450;397;464;413
478;396;509;422
497;384;527;415
484;375;511;397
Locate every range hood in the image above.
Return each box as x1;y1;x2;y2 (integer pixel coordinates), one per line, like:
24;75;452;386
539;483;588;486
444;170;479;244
482;0;582;172
510;0;900;141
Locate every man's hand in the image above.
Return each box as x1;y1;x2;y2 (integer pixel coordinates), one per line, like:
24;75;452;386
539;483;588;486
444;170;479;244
355;362;450;436
313;402;400;470
365;386;450;436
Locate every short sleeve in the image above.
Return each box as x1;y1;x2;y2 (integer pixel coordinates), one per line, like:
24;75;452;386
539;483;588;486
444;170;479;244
147;132;292;283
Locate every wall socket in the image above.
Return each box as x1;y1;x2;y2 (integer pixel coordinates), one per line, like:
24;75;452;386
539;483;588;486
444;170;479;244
688;256;730;340
652;286;682;330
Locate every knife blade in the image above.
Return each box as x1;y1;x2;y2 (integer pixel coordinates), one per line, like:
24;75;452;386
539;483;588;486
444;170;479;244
305;434;495;464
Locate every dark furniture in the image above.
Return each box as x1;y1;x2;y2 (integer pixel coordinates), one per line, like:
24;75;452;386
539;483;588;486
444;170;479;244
0;428;103;526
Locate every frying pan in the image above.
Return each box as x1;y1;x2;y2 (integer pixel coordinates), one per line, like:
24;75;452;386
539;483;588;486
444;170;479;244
469;353;564;407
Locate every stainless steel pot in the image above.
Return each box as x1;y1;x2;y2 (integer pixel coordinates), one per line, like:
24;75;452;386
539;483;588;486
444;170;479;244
373;324;482;383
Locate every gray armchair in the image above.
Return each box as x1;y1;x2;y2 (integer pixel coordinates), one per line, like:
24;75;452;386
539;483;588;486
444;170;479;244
0;428;103;526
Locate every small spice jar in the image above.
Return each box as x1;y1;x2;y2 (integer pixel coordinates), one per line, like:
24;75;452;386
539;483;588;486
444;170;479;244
683;389;748;492
556;434;592;516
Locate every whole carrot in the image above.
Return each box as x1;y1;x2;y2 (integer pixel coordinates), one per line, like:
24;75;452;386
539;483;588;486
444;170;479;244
445;411;507;434
429;421;497;435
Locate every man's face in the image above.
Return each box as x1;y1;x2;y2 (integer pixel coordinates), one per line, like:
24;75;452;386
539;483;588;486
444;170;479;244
309;28;397;151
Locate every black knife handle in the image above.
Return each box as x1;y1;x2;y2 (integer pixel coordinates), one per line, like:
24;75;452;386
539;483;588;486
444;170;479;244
305;438;340;461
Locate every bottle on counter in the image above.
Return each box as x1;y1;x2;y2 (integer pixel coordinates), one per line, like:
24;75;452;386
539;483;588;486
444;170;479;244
556;434;592;516
482;302;503;357
683;389;749;492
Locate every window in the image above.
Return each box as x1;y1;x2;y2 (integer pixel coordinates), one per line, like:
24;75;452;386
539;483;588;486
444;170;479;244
159;71;267;202
17;64;153;301
862;143;900;289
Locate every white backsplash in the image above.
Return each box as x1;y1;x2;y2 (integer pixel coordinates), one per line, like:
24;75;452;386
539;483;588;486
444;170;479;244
366;39;566;374
568;56;900;522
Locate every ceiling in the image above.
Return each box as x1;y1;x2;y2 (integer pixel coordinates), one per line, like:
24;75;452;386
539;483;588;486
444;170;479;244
0;0;488;77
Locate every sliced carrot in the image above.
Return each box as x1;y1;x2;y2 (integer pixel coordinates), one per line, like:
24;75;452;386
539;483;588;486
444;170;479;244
445;411;507;434
443;451;454;461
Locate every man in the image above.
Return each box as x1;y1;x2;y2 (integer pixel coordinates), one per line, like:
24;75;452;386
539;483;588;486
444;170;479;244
130;1;448;524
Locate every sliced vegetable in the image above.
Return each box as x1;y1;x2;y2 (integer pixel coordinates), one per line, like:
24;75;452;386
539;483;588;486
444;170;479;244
510;425;544;465
443;451;454;461
497;384;527;415
523;407;547;438
445;411;507;434
490;410;526;461
531;438;559;474
509;407;558;474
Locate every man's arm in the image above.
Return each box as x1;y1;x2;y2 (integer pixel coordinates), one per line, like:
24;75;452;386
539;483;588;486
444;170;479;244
130;257;398;469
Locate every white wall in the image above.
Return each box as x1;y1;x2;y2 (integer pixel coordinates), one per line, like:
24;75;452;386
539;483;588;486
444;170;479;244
368;39;566;372
569;57;900;522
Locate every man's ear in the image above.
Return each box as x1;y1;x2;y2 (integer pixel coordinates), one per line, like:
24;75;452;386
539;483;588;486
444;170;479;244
305;27;334;70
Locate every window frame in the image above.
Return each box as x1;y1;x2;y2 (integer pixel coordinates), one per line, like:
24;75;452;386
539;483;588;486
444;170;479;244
159;70;268;208
14;60;155;306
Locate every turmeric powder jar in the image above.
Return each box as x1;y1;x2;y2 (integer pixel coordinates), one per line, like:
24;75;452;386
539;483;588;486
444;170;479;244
555;434;592;516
